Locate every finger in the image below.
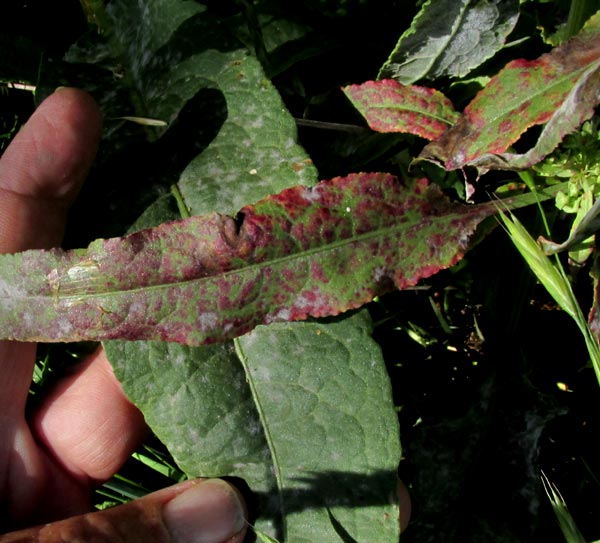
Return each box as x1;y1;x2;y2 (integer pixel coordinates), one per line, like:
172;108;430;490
0;87;102;422
0;88;102;522
0;87;102;253
32;348;148;482
398;479;411;533
0;479;247;543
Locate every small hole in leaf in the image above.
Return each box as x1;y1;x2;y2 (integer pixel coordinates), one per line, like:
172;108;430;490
234;211;246;235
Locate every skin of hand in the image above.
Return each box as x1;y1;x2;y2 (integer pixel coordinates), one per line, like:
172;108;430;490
0;88;247;543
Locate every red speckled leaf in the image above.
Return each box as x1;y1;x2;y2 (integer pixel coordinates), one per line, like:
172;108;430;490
419;11;600;175
343;79;459;140
0;173;495;345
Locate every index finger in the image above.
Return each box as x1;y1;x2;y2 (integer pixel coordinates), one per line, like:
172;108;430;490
0;88;102;253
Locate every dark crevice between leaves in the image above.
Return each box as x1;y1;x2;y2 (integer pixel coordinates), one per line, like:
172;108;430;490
63;88;227;246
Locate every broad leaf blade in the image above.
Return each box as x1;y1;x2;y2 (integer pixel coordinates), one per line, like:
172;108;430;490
176;50;317;215
0;173;494;344
106;340;273;478
236;311;401;543
104;339;280;535
343;79;459;140
378;0;519;84
419;11;600;175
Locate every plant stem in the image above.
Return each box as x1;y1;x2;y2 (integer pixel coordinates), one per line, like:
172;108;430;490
170;184;191;219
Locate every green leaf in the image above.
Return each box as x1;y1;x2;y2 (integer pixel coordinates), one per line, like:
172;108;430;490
176;50;317;216
235;311;401;543
540;472;587;543
105;0;318;214
0;173;495;344
104;339;279;531
343;79;460;140
419;11;600;175
107;310;401;542
65;0;318;216
378;0;520;84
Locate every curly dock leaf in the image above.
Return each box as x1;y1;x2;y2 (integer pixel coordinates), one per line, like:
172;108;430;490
343;79;460;140
419;10;600;175
0;173;495;345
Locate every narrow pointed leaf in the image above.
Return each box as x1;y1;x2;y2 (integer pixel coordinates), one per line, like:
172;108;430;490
419;11;600;175
378;0;519;84
0;173;494;344
343;79;459;140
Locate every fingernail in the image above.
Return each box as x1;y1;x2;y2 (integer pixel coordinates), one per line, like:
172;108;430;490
164;479;246;543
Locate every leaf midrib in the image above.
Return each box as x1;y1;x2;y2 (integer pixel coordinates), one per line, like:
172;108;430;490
49;207;487;303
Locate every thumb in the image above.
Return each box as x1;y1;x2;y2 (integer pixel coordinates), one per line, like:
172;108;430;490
0;479;247;543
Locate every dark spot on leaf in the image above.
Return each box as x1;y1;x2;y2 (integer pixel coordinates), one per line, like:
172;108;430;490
234;211;246;235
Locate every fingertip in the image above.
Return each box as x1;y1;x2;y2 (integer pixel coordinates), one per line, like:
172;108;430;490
0;86;103;252
0;86;102;197
48;86;103;135
164;479;247;543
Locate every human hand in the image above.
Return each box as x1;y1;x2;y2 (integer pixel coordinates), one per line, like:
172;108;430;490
0;88;246;542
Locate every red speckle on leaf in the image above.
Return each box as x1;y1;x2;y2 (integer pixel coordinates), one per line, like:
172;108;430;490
310;262;329;284
2;171;498;345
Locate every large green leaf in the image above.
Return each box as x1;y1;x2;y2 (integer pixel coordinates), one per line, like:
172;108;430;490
378;0;520;84
176;50;316;215
106;310;401;542
236;312;401;543
0;173;495;344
